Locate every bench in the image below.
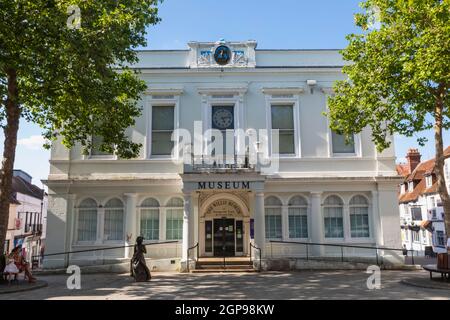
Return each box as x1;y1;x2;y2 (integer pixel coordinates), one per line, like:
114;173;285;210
423;264;450;281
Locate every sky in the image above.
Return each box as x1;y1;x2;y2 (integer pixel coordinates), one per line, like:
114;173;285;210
1;0;448;188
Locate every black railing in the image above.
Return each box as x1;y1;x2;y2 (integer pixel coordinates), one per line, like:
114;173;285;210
33;241;179;269
187;242;199;273
268;240;417;266
184;154;257;173
24;223;43;234
249;242;262;272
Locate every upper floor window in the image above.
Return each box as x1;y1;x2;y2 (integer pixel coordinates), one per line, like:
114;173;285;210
410;207;422;221
271;105;295;155
436;231;446;247
425;175;433;188
151;105;174;157
408;181;414;193
211;105;235;157
91;135;114;157
429;196;436;209
400;184;406;194
331;131;355;155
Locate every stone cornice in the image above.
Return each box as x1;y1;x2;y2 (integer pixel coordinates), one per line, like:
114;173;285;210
261;87;305;95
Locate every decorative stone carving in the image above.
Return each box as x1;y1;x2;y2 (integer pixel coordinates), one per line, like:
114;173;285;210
233;50;247;65
189;40;256;68
198;50;211;65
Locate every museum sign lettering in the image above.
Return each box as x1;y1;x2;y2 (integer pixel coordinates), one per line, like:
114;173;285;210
198;181;250;190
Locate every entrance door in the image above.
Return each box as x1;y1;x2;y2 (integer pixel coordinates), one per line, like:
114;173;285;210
213;218;235;257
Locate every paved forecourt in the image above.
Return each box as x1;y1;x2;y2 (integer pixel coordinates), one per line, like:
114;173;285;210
1;270;450;300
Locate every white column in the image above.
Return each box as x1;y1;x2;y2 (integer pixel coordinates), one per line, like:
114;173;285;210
181;193;192;262
159;207;166;241
124;193;138;258
310;192;324;256
343;203;351;241
192;193;199;248
64;194;76;267
281;205;289;241
371;190;384;246
96;207;105;245
254;192;265;257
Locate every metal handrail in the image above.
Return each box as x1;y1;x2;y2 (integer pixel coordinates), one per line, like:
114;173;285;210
187;242;199;273
269;240;418;266
250;242;262;272
31;240;180;268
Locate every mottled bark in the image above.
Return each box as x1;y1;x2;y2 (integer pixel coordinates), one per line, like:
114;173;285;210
0;68;20;254
434;84;450;251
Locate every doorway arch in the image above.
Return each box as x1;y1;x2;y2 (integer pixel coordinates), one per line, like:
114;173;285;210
199;193;250;257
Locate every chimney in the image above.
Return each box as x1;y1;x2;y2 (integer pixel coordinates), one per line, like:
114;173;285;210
406;148;421;173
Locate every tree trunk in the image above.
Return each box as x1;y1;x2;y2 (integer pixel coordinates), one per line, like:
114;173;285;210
0;68;20;254
434;86;450;251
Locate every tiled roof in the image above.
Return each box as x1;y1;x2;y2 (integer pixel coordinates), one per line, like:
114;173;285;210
398;146;450;203
11;176;44;200
396;164;409;177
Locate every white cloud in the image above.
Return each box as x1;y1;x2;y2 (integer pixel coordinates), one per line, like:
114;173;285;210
17;135;47;150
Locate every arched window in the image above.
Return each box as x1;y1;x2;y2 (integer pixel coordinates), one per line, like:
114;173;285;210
288;196;308;239
350;195;370;238
166;197;183;240
323;195;344;238
265;196;282;239
77;198;98;242
104;198;124;241
140;198;160;241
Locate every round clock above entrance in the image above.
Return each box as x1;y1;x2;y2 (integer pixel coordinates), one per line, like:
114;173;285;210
214;45;231;65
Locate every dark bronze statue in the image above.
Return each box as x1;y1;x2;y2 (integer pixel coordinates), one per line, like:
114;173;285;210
130;236;151;282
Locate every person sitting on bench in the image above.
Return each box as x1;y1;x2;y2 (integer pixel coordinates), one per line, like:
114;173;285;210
3;256;19;285
9;246;36;283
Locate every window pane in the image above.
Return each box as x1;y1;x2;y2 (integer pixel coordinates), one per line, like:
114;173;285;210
278;131;295;154
152;106;174;131
151;132;174;156
350;206;370;238
140;209;159;241
411;207;422;221
91;135;113;156
265;209;282;239
212;106;234;130
78;209;97;241
271;105;294;129
289;207;308;238
324;207;343;238
104;209;124;241
166;209;183;240
332;131;355;154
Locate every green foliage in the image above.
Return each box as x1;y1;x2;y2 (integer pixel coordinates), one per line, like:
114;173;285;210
327;0;450;152
0;0;162;157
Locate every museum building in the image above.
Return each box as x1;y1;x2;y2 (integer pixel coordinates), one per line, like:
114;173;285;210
44;40;403;271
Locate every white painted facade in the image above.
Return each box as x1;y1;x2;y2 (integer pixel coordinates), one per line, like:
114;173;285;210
44;40;403;271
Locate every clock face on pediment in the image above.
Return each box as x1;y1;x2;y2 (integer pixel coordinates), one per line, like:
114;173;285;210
212;106;234;130
213;45;231;65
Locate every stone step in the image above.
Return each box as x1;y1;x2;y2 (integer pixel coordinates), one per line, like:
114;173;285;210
196;264;253;270
191;268;257;273
196;261;253;266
